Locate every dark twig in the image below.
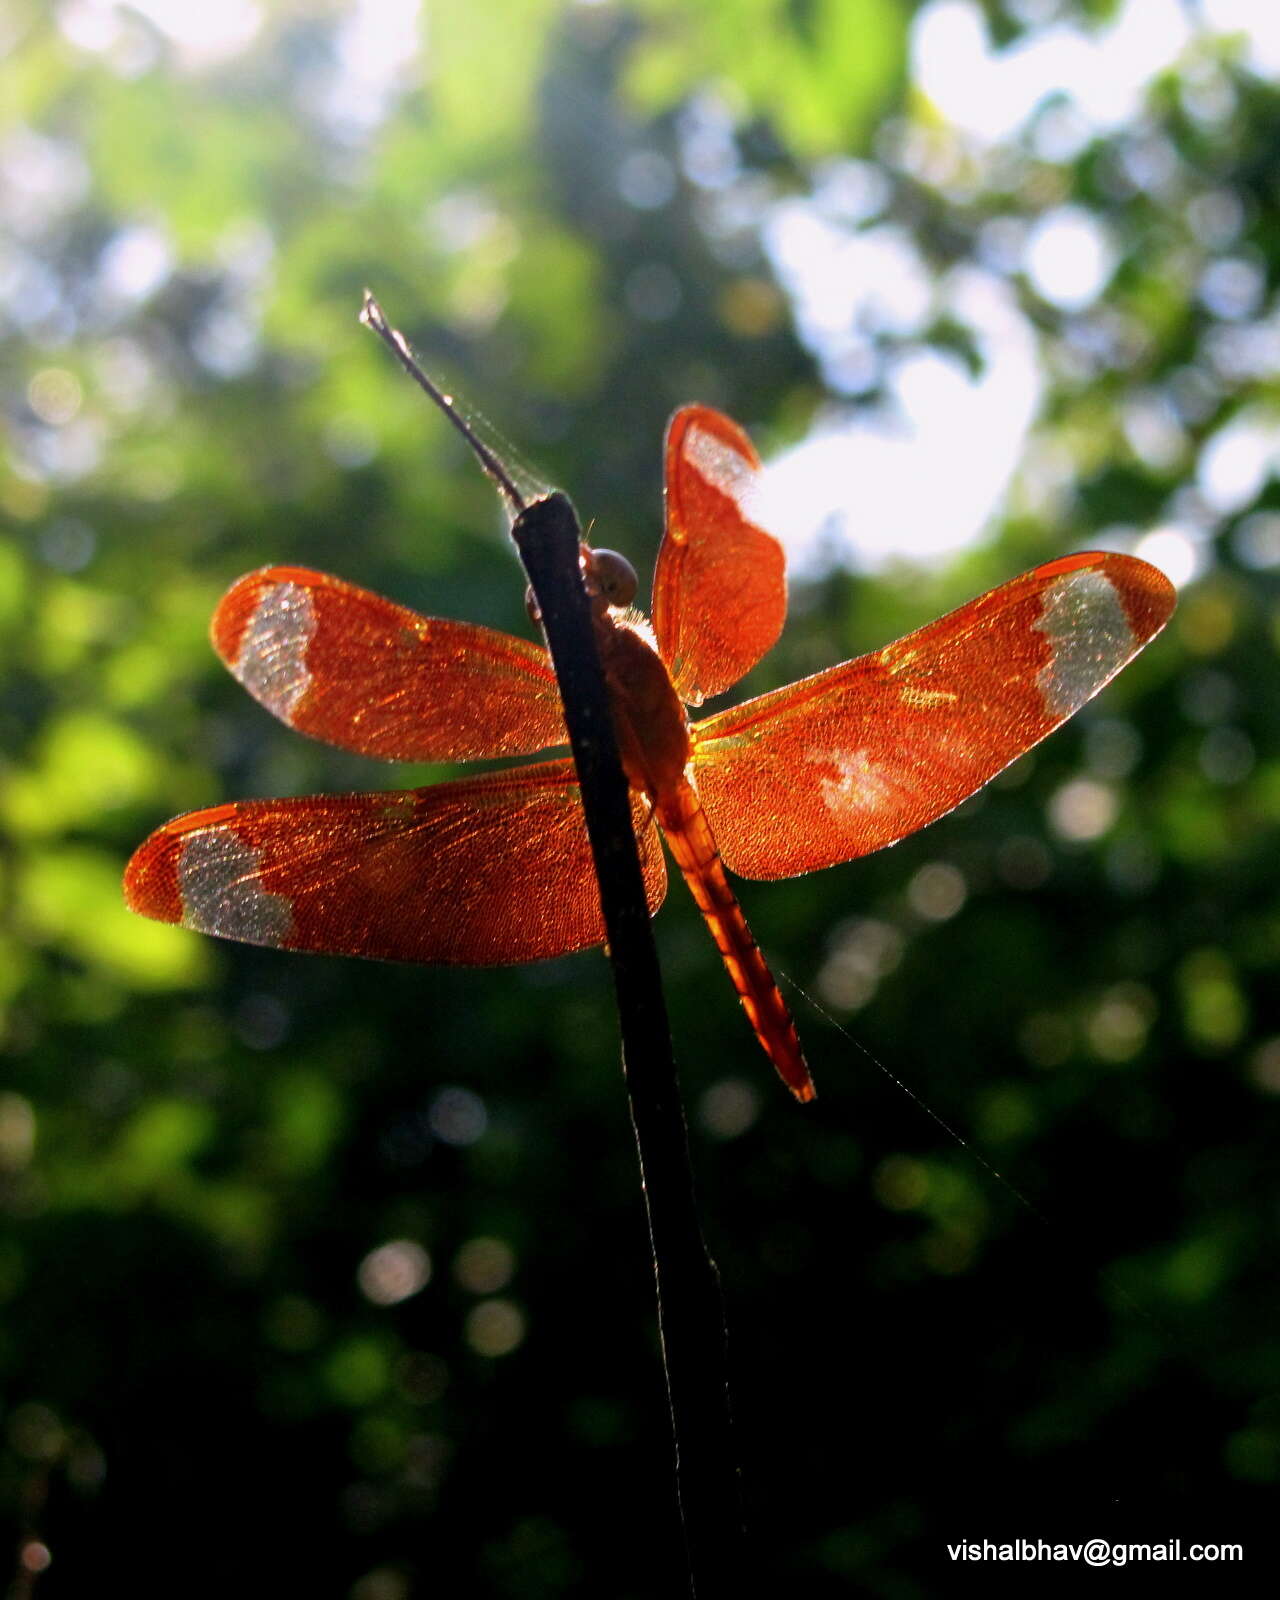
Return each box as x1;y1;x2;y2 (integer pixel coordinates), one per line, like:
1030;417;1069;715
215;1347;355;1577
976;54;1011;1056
362;299;745;1594
359;292;527;516
514;494;745;1595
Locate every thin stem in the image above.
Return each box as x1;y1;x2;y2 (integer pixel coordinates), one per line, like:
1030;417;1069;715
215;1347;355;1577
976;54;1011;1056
514;495;745;1597
366;296;745;1594
359;291;527;516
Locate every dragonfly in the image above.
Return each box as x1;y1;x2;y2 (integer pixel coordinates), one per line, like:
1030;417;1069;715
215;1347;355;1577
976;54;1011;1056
124;403;1176;1102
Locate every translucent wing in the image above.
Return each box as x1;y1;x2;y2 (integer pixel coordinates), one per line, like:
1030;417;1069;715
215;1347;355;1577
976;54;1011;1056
124;759;666;964
651;406;786;706
691;553;1176;880
212;566;567;762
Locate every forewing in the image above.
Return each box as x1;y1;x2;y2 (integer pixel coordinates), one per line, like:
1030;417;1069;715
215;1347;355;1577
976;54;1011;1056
691;553;1176;879
212;566;567;762
124;759;667;965
652;406;786;706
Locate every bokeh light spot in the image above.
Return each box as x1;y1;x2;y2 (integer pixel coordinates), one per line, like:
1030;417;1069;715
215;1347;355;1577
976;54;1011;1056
358;1240;432;1308
325;1338;390;1406
617;150;676;210
97;223;172;304
428;1086;487;1146
0;1093;36;1172
1179;948;1247;1052
817;917;905;1011
1048;777;1118;841
27;368;82;426
697;1077;761;1140
1198;726;1254;786
36;518;96;573
1232;510;1280;569
624;262;682;322
1086;982;1157;1062
8;1402;65;1463
1105;836;1161;895
1248;1039;1280;1095
1024;206;1114;310
1197;409;1278;513
19;1543;51;1576
81;0;264;71
906;861;967;922
465;1299;526;1358
350;1568;410;1600
1146;496;1208;561
873;1154;929;1210
1084;719;1142;779
453;1237;515;1296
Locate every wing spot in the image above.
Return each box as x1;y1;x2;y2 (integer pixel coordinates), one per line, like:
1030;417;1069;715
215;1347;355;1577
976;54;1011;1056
178;828;293;946
1034;570;1135;719
235;582;318;723
684;424;755;510
810;747;900;817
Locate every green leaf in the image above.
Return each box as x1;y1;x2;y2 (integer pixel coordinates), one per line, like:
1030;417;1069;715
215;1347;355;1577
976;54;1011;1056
626;0;908;156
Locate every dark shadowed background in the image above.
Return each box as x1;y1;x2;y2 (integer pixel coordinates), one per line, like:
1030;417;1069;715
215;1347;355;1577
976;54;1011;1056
3;0;1279;1593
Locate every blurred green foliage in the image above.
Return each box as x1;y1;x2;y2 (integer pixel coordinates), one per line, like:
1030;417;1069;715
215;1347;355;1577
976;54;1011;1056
3;0;1280;1593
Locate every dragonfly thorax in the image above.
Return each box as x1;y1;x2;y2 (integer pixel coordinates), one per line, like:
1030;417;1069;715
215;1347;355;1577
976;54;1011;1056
596;608;692;800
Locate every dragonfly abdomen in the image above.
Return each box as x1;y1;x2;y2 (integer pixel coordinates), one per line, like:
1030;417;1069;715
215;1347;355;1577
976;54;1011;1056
657;778;814;1102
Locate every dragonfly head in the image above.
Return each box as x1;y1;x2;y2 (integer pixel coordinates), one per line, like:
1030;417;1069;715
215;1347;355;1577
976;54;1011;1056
526;545;640;626
582;546;639;610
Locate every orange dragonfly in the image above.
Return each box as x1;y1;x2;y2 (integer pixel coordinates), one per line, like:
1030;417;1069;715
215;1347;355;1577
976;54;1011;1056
125;405;1176;1101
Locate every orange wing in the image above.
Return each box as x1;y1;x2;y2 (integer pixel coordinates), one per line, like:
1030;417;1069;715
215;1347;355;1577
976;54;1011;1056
212;566;567;762
691;552;1176;880
651;406;787;706
124;759;667;965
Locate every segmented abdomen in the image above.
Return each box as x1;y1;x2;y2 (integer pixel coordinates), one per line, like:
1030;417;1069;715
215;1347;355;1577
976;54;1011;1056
657;776;814;1102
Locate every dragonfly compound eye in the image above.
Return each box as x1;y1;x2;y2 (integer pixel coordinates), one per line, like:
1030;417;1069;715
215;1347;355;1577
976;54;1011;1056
587;548;638;607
